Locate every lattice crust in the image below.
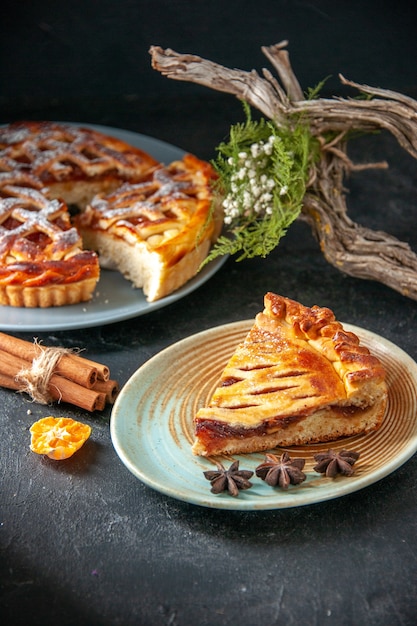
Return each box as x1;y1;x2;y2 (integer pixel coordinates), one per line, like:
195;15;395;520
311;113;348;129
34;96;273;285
0;121;160;307
0;171;46;194
0;122;219;306
80;153;218;249
0;174;100;306
210;293;386;417
77;154;222;300
192;293;388;455
261;292;387;401
0;121;158;183
0;183;82;263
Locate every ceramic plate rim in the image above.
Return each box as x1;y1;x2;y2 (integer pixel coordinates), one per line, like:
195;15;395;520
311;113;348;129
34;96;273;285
110;320;417;510
0;123;226;331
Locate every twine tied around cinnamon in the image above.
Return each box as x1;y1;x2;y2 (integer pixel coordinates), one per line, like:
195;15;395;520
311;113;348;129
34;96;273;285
16;341;75;404
0;332;117;411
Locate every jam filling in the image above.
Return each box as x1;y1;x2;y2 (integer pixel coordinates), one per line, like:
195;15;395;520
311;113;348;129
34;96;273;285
0;251;99;285
195;404;368;448
195;413;303;444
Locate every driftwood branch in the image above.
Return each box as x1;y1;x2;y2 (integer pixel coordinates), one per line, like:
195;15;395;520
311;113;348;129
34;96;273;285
150;43;417;299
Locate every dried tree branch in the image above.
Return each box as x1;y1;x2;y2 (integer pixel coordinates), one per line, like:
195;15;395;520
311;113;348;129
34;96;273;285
260;41;304;102
302;150;417;298
150;46;289;122
150;43;417;300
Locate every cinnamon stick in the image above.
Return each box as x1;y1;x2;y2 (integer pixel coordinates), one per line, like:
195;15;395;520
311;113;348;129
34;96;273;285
92;379;119;403
0;349;106;412
66;353;110;381
0;372;20;391
0;332;98;388
49;376;106;412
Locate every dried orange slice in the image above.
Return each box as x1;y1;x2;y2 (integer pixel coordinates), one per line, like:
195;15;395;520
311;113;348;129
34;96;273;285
29;416;91;460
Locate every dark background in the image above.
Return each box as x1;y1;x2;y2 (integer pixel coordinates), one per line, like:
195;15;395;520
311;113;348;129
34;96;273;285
1;0;416;159
1;2;417;626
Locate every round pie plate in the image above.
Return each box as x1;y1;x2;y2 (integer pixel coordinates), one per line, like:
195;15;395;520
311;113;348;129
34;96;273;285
0;123;226;332
110;320;417;510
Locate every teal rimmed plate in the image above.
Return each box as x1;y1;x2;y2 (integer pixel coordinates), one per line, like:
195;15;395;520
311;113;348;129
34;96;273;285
110;320;417;510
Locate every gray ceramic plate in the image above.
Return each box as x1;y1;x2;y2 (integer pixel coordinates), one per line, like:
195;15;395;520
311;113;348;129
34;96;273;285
0;124;226;331
110;320;417;510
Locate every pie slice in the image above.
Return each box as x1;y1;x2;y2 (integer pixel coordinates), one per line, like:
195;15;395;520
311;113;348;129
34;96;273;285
76;153;222;302
192;292;388;456
0;175;100;308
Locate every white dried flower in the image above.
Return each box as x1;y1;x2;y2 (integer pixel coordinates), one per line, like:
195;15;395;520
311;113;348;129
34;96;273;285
220;131;297;225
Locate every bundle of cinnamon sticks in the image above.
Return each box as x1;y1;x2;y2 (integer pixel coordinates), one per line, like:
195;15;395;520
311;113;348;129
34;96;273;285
0;332;119;412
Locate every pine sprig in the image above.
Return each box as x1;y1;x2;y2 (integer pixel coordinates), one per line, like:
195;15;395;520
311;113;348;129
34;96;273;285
204;103;318;264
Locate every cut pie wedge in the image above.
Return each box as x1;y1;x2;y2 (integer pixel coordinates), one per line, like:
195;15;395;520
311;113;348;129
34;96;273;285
77;154;222;302
192;292;388;456
0;179;100;308
0;121;220;306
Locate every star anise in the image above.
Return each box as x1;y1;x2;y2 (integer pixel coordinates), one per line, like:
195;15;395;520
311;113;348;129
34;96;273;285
255;452;306;490
313;448;360;478
203;460;254;496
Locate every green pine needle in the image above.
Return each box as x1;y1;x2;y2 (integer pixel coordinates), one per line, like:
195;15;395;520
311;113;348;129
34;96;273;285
203;102;319;264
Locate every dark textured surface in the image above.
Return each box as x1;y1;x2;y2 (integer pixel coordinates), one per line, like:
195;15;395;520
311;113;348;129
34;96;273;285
1;2;417;625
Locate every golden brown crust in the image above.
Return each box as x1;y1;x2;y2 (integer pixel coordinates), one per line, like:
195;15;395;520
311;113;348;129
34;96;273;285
0;275;99;308
0;121;158;189
77;153;222;301
0;177;100;307
0;120;158;307
262;292;387;404
0;122;219;307
192;292;388;456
